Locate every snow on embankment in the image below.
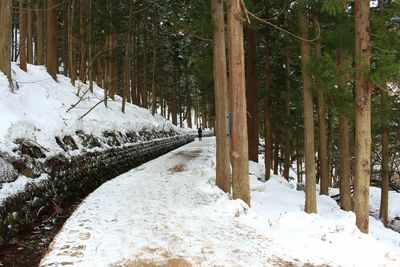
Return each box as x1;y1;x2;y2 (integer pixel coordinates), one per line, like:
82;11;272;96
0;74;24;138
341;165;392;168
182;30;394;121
0;63;186;156
0;64;191;204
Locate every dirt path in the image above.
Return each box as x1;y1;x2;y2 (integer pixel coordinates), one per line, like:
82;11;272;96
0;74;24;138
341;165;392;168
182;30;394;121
38;139;294;267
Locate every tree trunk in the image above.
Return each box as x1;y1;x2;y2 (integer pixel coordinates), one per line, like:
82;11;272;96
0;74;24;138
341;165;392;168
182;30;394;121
19;0;28;72
35;2;45;65
337;51;352;211
353;0;372;233
212;0;231;193
298;5;316;213
88;0;93;92
315;31;329;196
283;45;291;181
227;0;250;206
246;25;259;162
134;20;141;105
63;1;69;76
264;27;272;180
142;23;149;108
79;0;87;82
273;131;279;175
0;0;12;84
122;0;133;113
151;30;158;114
171;51;178;125
68;0;77;84
378;0;389;228
131;17;138;105
379;84;389;226
46;0;58;80
27;0;33;64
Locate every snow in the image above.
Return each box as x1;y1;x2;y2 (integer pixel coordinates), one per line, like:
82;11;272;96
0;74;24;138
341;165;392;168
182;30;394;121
0;64;187;157
0;64;192;205
40;138;400;267
0;174;48;204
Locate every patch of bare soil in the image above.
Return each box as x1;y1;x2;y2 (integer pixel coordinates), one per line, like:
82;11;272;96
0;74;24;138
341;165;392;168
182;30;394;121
118;258;192;267
270;257;333;267
167;149;202;174
173;150;202;160
168;163;186;173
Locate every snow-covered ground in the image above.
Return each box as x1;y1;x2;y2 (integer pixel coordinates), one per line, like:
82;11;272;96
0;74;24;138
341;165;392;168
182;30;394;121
0;64;185;156
0;64;190;204
40;138;400;267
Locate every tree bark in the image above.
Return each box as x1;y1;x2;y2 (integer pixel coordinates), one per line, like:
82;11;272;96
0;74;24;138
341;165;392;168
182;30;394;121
151;28;158;114
0;0;12;84
63;1;69;76
46;0;58;80
246;25;259;162
353;0;372;233
68;0;77;84
19;0;28;72
273;131;279;175
79;0;87;82
378;0;389;227
315;31;329;196
122;0;133;113
212;0;231;193
379;84;389;226
142;22;149;108
27;0;33;64
171;50;178;125
88;0;93;92
227;0;250;206
264;27;272;180
337;51;352;211
283;45;291;181
35;1;45;65
298;4;316;213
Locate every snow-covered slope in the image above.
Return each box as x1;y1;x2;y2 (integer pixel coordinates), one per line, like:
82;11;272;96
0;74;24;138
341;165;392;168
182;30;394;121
0;64;191;204
41;138;400;267
0;64;186;157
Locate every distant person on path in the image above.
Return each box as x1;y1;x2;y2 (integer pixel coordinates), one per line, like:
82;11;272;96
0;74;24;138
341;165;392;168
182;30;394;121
198;126;203;141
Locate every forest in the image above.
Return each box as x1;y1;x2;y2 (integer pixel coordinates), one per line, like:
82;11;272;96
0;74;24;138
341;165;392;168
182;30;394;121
0;0;400;262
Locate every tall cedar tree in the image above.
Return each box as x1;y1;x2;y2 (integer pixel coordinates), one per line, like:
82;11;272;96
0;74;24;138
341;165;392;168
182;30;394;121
337;51;353;211
298;2;317;213
314;19;329;195
353;0;372;233
264;26;273;180
246;19;259;162
228;0;250;205
212;0;231;193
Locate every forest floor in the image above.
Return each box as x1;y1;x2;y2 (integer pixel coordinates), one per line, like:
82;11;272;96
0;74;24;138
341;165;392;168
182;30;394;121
39;138;400;267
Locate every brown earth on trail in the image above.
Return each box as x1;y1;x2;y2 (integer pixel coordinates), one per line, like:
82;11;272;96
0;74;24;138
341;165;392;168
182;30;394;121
167;149;202;174
118;258;192;267
168;163;186;173
173;150;202;160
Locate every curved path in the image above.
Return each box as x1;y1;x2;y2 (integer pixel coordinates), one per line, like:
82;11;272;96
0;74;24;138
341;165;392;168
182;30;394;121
39;138;280;267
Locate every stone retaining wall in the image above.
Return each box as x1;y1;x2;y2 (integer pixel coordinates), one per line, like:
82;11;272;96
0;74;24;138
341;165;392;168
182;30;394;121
0;135;194;245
